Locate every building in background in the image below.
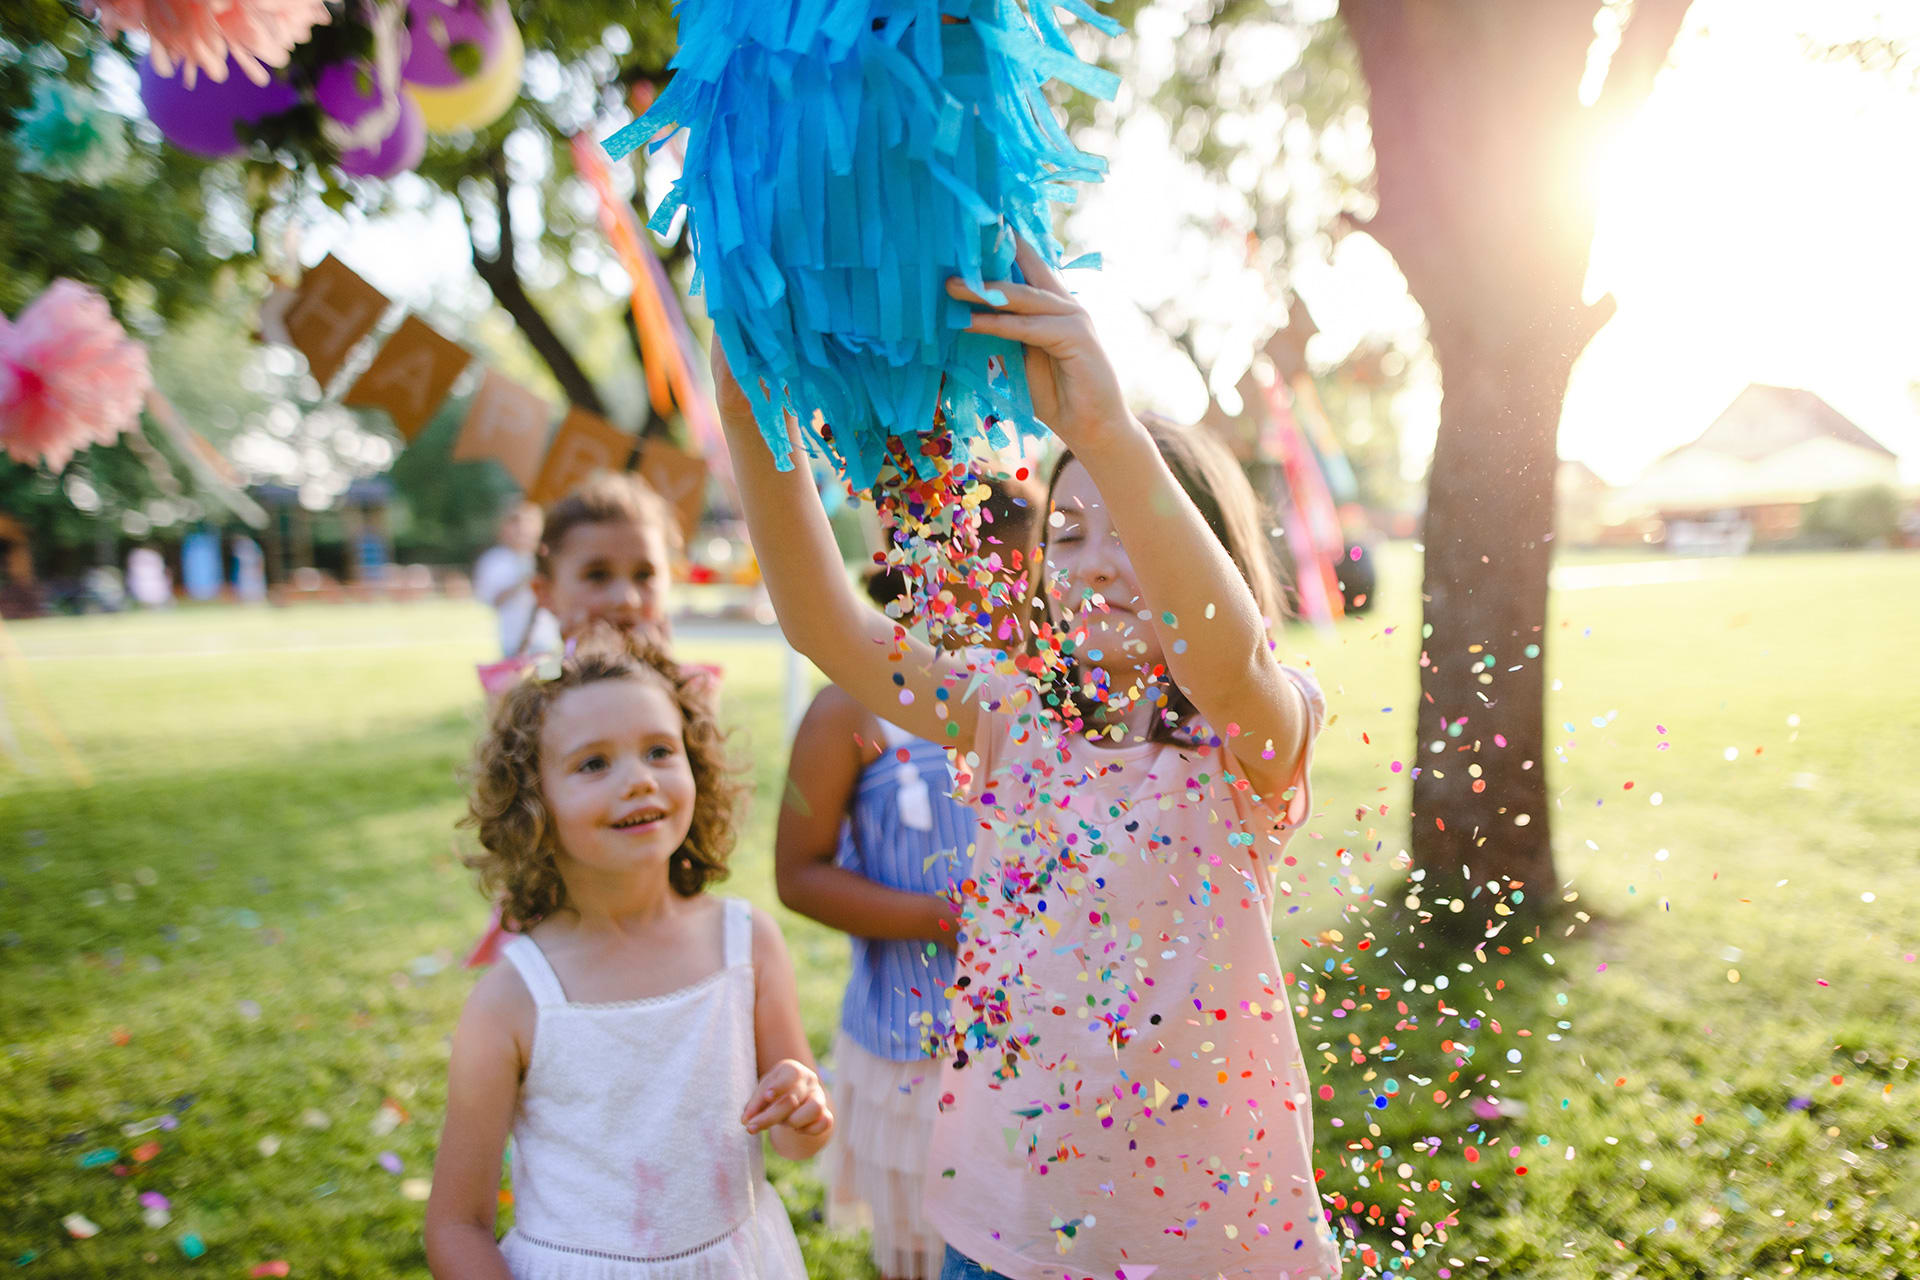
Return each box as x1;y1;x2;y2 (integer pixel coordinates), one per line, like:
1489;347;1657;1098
1618;385;1902;553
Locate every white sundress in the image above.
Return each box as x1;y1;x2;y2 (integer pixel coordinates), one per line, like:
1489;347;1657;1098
497;898;806;1279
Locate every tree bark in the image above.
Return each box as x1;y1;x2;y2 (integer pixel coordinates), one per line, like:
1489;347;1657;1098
467;146;611;419
1338;0;1691;936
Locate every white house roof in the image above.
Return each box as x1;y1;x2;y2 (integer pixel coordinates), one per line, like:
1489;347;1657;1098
1618;385;1898;512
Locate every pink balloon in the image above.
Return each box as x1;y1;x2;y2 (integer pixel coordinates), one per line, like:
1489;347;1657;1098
401;0;506;90
338;94;425;179
138;54;298;158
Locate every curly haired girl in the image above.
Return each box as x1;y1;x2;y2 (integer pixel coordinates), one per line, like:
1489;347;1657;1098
427;629;829;1279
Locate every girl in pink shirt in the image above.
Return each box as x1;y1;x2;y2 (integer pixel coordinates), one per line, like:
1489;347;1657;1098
714;238;1340;1279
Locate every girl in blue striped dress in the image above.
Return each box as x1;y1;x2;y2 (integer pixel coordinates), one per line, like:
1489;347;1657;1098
775;481;1039;1280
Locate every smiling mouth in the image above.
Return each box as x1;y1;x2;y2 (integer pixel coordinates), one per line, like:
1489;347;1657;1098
611;808;669;830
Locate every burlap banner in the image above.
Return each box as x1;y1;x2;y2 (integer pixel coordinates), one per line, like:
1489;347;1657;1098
278;254;390;389
259;255;717;537
527;406;635;504
343;315;472;441
636;437;709;543
452;369;554;489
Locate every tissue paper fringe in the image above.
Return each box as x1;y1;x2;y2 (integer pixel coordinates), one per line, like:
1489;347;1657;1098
605;0;1118;490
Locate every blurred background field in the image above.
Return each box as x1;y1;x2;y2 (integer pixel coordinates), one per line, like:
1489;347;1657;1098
3;546;1914;1277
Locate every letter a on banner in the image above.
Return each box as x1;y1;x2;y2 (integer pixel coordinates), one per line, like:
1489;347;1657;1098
343;315;472;440
282;255;389;388
453;369;553;490
528;407;634;504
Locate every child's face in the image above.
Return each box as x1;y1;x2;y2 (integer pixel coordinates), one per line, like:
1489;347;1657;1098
1044;459;1163;672
538;675;696;884
501;505;542;555
534;520;673;643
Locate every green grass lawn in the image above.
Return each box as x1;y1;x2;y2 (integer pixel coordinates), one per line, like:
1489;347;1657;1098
1;549;1915;1277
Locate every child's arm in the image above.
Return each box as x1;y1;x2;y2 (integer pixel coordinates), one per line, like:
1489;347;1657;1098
423;967;530;1280
713;345;983;757
775;686;957;947
741;906;835;1161
951;240;1311;796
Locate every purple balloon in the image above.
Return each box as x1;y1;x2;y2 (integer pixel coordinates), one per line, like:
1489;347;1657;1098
401;0;504;90
338;95;425;179
315;58;393;133
138;55;299;158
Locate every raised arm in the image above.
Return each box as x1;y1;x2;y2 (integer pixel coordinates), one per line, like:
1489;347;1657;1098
775;686;956;946
1075;427;1310;794
950;240;1310;796
712;343;981;756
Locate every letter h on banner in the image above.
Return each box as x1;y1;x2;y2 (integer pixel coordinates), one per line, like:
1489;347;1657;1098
281;254;390;389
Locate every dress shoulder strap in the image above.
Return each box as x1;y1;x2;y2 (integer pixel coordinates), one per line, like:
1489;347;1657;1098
502;936;568;1007
722;897;754;970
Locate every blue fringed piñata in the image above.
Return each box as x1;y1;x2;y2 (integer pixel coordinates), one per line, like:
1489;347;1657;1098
604;0;1119;491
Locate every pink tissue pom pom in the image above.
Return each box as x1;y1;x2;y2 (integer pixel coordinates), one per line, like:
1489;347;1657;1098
91;0;333;88
0;280;153;473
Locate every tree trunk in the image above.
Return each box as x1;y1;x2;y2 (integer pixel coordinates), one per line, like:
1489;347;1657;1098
467;147;611;419
1338;0;1692;936
1408;320;1582;932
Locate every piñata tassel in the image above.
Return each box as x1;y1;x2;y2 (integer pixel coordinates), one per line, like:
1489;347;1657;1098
605;0;1119;491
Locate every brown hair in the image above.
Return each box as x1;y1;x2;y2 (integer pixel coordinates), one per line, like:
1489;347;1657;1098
536;470;682;575
1038;413;1288;741
461;627;738;927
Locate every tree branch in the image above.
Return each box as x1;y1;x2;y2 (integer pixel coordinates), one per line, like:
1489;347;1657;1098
1597;0;1694;120
1570;290;1618;353
1149;302;1205;374
466;146;610;419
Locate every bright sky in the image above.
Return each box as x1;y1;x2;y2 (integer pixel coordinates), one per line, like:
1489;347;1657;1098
321;0;1920;489
1570;0;1920;484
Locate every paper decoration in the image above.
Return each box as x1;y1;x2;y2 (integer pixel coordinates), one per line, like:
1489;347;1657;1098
636;438;709;543
15;78;130;185
1257;374;1344;628
138;52;300;158
145;390;268;526
338;94;425;179
452;368;552;488
526;407;633;504
403;0;524;133
604;0;1120;491
342;314;471;439
569;133;731;495
92;0;333;89
313;0;406;156
282;255;388;387
0;279;151;472
253;257;719;539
